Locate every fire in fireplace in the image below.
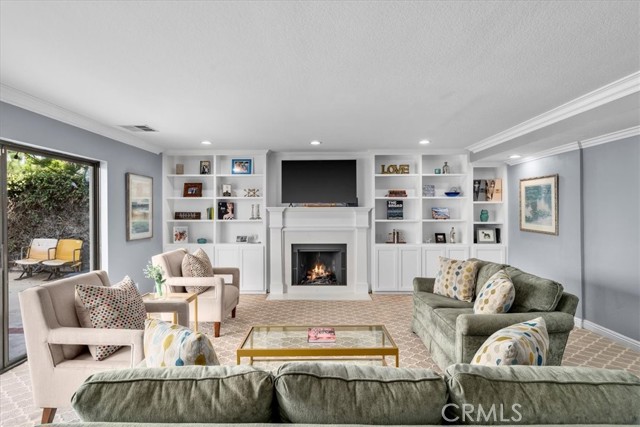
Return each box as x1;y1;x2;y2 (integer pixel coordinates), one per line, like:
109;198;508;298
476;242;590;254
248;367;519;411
291;244;346;286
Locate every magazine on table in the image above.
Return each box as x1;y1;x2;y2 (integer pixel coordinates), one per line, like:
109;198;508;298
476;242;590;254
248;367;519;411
307;327;336;343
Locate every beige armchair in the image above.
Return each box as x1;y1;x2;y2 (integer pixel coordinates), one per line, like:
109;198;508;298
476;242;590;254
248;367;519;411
18;270;189;424
151;248;239;337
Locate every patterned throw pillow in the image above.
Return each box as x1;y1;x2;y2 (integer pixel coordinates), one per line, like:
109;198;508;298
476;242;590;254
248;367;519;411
143;318;219;367
433;257;480;302
75;276;147;361
182;248;214;294
471;317;549;366
473;270;516;314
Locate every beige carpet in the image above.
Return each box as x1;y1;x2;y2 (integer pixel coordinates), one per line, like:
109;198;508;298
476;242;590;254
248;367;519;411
2;294;639;426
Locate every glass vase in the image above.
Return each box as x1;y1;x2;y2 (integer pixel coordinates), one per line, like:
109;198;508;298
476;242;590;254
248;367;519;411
155;281;165;299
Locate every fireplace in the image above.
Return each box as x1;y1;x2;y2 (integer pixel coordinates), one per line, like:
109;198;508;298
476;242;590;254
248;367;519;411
292;244;347;286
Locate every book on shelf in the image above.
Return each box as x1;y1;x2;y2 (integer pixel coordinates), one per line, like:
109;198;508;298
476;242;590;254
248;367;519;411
386;189;407;198
473;179;487;201
387;200;404;220
307;327;336;343
486;179;502;201
217;202;235;220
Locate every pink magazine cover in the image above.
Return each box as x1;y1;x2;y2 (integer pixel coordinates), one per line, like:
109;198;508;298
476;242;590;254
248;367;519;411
307;327;336;343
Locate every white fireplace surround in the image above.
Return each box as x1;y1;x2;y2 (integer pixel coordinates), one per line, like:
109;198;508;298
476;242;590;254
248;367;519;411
267;207;372;300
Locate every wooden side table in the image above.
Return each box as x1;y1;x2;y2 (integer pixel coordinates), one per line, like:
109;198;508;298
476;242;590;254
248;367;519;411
143;292;199;332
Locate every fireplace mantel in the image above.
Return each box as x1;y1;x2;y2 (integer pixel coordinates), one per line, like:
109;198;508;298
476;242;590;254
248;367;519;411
267;207;372;300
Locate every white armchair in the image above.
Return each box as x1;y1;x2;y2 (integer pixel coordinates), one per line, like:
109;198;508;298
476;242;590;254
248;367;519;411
151;248;240;337
18;270;189;424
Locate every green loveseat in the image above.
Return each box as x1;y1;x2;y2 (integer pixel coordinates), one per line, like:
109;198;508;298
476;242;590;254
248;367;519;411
47;362;639;425
412;259;579;370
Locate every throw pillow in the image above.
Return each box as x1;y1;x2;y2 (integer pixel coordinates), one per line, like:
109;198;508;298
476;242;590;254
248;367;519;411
471;317;549;366
75;276;147;361
473;270;516;314
144;318;219;367
433;257;480;302
181;248;213;294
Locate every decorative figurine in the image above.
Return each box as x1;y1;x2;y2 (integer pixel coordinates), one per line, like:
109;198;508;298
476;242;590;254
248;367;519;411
449;227;456;244
442;161;450;174
480;209;489;222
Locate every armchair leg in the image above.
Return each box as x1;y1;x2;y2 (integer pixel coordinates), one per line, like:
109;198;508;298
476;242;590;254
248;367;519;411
232;307;236;318
41;408;56;424
214;322;221;337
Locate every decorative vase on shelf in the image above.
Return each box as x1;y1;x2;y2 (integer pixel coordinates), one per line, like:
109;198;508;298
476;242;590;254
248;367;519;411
480;209;489;222
442;162;450;174
154;281;165;298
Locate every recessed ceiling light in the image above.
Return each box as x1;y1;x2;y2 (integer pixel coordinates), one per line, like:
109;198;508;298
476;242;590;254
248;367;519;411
419;139;430;145
201;140;212;145
509;154;521;159
310;140;322;146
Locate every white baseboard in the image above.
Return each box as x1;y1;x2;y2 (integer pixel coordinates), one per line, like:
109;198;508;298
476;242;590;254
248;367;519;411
578;319;640;352
574;317;583;328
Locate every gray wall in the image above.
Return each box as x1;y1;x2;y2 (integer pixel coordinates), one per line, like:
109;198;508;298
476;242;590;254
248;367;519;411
1;102;163;291
507;150;584;318
582;137;640;341
508;138;640;341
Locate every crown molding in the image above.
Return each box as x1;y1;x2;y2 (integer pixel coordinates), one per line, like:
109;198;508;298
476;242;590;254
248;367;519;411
579;126;640;149
0;84;162;154
506;142;580;165
468;71;640;154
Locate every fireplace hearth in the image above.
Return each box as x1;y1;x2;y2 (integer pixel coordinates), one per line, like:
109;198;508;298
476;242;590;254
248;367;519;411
292;244;347;286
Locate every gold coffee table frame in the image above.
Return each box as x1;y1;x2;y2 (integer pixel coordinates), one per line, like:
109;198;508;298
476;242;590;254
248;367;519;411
237;325;399;367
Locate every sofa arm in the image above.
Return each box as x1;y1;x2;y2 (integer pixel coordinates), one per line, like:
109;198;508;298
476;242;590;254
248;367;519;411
48;327;144;365
212;267;240;289
413;277;435;293
457;311;576;336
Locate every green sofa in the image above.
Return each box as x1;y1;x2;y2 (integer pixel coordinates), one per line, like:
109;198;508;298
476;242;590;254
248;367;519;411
412;259;579;370
47;362;639;425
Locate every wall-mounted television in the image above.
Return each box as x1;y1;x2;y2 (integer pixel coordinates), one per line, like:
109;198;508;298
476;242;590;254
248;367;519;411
281;160;357;205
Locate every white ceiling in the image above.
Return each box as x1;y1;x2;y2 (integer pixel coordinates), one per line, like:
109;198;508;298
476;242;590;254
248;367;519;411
1;1;639;158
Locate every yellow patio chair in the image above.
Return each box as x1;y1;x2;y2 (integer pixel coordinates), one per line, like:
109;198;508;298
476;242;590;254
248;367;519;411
41;239;83;280
14;238;58;279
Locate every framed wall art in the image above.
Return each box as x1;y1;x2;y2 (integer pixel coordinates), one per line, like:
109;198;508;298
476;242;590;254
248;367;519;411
126;173;153;241
520;174;558;235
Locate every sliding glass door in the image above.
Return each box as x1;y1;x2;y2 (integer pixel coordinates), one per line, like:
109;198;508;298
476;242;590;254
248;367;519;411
0;142;99;372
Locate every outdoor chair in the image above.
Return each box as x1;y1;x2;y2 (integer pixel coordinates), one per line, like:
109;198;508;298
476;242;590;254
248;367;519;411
14;238;58;279
41;238;83;280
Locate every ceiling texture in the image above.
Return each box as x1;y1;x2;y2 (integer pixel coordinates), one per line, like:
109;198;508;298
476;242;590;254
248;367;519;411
1;1;639;160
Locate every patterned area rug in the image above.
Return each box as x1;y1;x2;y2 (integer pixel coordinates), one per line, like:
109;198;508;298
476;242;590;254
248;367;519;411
2;294;639;426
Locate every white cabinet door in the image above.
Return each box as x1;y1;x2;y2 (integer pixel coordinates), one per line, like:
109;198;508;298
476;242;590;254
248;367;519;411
399;246;421;291
472;245;506;264
422;246;446;278
447;245;470;261
240;245;265;292
375;247;398;291
214;246;240;268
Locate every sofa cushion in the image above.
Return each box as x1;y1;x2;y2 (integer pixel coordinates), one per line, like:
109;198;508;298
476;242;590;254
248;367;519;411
471;258;507;296
445;363;640;425
72;366;274;423
505;266;564;312
433;257;480;302
274;362;446;425
414;290;475;310
182;248;214;294
473;270;515;314
74;276;147;361
143;319;218;367
471;317;549;366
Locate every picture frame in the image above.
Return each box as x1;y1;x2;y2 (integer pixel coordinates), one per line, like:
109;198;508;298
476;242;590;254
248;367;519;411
183;182;203;197
173;226;188;243
236;235;248;243
125;173;153;241
231;158;252;175
477;228;496;243
520;174;558;235
200;160;211;175
435;233;446;244
431;207;450;220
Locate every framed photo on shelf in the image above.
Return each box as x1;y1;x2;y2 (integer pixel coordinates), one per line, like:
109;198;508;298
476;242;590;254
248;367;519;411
236;235;248;243
431;207;450;220
173;226;188;243
477;228;496;244
435;233;446;244
520;174;558;235
231;158;252;175
183;182;203;197
200;160;211;175
125;173;153;241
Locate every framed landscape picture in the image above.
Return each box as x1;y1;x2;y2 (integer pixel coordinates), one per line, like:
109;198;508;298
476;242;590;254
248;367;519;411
126;173;153;241
520;174;558;235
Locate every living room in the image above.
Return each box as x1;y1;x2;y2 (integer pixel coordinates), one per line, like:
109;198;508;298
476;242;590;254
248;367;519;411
1;1;639;426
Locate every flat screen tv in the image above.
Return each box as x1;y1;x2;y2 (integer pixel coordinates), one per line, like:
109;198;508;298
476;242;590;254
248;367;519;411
282;160;357;205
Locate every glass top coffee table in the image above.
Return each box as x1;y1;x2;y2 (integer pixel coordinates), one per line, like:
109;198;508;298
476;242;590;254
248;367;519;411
237;325;399;367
